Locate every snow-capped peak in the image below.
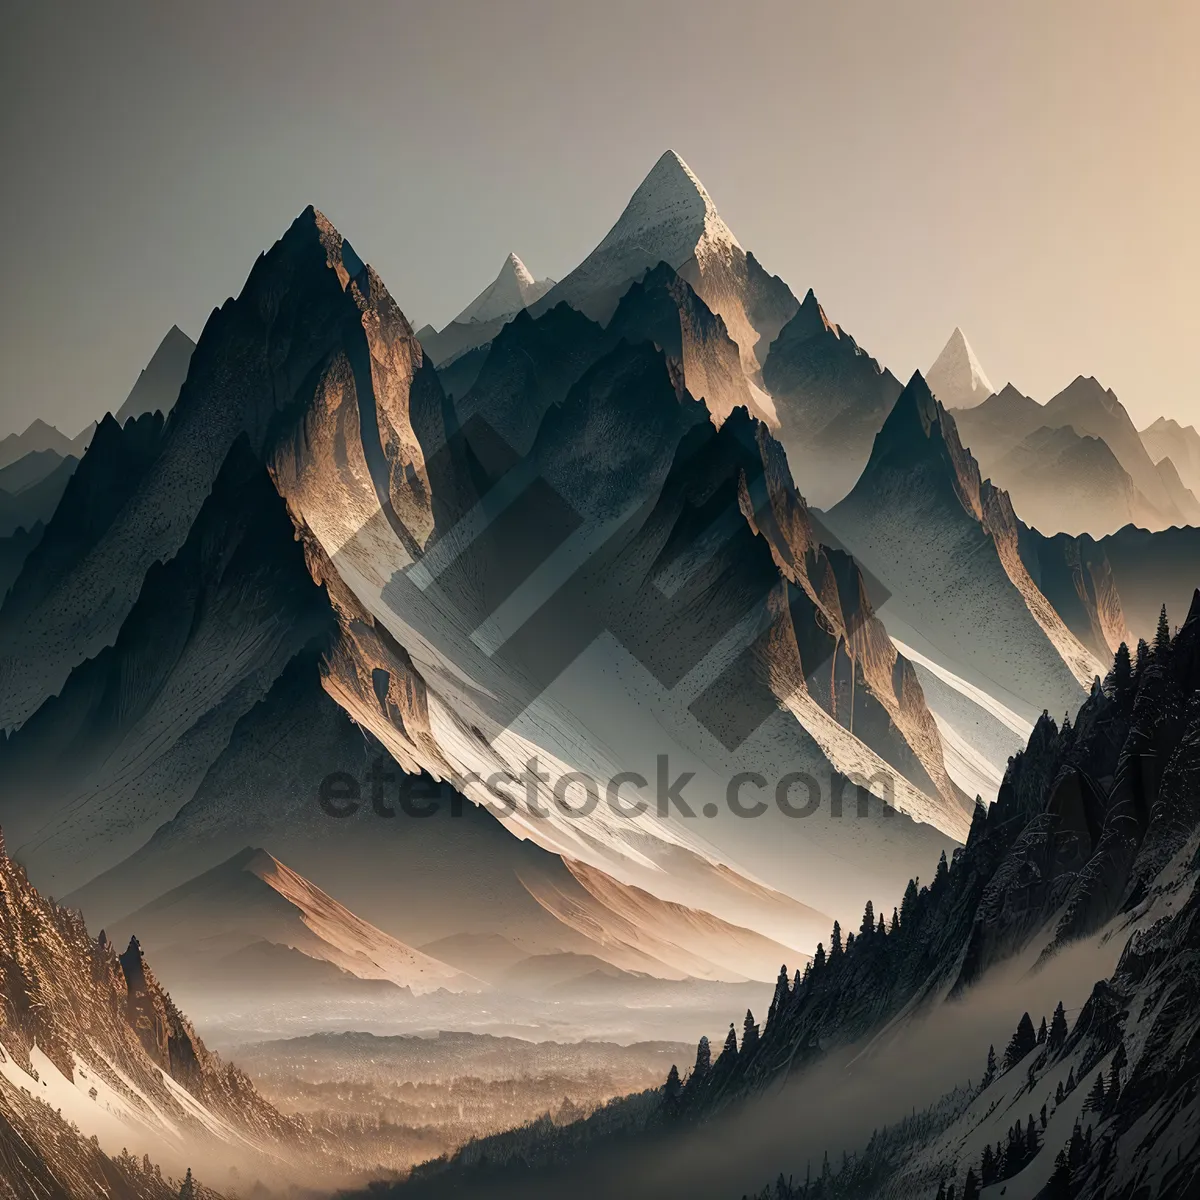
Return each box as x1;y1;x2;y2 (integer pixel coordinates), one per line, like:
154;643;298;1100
925;326;995;410
452;251;554;325
592;148;742;270
530;150;748;327
504;250;535;287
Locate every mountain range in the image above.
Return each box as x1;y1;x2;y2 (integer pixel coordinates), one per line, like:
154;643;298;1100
1;146;1197;1198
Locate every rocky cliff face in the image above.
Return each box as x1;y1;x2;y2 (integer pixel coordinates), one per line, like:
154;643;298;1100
1019;526;1130;662
0;207;440;728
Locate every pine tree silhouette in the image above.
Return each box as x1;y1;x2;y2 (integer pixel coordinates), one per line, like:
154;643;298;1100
720;1022;739;1062
685;1035;711;1093
662;1064;681;1117
1135;637;1150;677
742;1009;760;1056
1087;1071;1106;1112
935;850;949;887
961;1166;980;1200
766;964;789;1028
1049;1001;1069;1051
1048;1149;1072;1198
1106;641;1133;698
179;1169;196;1200
829;920;843;960
1154;604;1172;659
859;899;875;938
1004;1012;1037;1069
982;1044;998;1087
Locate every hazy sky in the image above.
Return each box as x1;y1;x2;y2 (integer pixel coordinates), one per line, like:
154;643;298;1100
2;0;1197;439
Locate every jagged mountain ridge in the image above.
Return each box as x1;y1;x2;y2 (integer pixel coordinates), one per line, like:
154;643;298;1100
952;377;1198;534
760;288;904;508
531;150;799;378
826;371;1109;723
1141;415;1200;497
0;418;93;472
0;438;334;894
0;205;969;955
0;452;78;538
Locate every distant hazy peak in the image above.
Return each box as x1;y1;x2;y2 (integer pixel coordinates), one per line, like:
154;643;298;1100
452;251;555;326
926;326;994;410
114;323;196;425
1142;415;1199;437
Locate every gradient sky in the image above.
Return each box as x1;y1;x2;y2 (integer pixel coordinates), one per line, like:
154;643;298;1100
2;0;1197;439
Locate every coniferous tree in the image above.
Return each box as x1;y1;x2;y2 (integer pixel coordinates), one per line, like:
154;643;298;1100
1086;1071;1106;1113
961;1166;980;1200
890;906;900;934
179;1170;196;1200
935;850;949;887
829;920;843;960
1106;641;1133;698
935;1180;947;1200
1056;1079;1065;1104
1154;604;1172;659
900;878;920;927
981;1143;996;1185
1066;1066;1076;1092
742;1009;760;1056
1026;1113;1039;1157
968;797;988;842
1041;1103;1048;1129
766;964;789;1027
688;1035;711;1088
1038;1016;1048;1044
719;1022;739;1064
1134;638;1150;678
662;1064;682;1116
876;912;887;937
1004;1012;1038;1069
860;900;875;939
812;943;826;973
982;1045;998;1087
1048;1149;1072;1198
